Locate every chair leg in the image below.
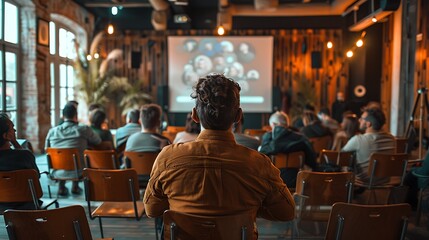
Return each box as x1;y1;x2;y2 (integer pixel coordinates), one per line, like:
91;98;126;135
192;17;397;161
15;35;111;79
98;218;104;238
48;185;52;199
416;189;423;226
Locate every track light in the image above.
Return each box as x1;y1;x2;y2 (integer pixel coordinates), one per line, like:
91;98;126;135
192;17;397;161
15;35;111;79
86;55;92;61
94;53;99;59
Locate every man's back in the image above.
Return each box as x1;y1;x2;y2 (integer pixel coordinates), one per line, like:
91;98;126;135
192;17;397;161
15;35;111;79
125;132;170;152
144;130;294;221
115;123;141;147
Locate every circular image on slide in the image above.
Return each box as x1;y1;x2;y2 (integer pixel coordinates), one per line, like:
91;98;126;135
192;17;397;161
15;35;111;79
183;39;197;53
226;62;244;79
220;41;234;53
223;52;237;64
194;55;213;76
198;38;220;57
213;56;227;73
237;80;249;93
246;69;260;81
237;42;255;63
182;70;199;86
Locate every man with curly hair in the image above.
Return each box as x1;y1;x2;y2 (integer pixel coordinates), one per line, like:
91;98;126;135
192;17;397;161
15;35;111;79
144;73;295;237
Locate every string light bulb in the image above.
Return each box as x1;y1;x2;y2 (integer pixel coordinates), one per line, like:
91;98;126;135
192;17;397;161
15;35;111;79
217;25;225;36
356;39;363;47
86;55;92;61
327;41;333;49
107;24;114;35
372;17;377;23
346;50;354;58
94;53;99;59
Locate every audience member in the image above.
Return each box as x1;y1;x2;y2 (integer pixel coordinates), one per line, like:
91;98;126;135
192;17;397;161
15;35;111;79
331;114;360;151
318;107;339;134
331;91;349;123
57;100;79;125
232;114;260;150
173;113;200;143
45;104;101;196
301;112;332;139
125;104;170;152
260;111;317;187
0;113;40;211
292;103;315;130
115;109;141;148
144;74;295;234
341;106;395;186
90;109;114;149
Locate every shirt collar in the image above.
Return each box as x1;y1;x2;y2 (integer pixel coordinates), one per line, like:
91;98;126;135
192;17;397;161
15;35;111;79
196;129;235;142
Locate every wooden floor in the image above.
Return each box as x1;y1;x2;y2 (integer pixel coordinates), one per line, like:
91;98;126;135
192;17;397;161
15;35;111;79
1;154;429;239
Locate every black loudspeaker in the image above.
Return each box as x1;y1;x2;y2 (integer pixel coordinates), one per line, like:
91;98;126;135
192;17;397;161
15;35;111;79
311;51;322;69
131;51;142;69
272;86;282;112
157;85;169;112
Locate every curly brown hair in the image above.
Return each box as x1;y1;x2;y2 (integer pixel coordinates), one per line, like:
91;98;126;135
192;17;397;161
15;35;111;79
191;73;241;130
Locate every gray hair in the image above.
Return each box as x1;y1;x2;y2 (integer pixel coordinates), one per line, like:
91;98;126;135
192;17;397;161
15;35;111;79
269;111;289;127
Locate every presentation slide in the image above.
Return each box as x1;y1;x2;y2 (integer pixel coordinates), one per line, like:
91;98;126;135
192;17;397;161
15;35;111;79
168;36;273;113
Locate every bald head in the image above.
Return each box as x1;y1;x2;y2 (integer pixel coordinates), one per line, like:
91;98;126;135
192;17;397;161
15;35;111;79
269;111;289;128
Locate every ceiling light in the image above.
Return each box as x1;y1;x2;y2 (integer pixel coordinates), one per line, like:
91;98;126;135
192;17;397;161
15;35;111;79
217;25;225;36
111;6;118;15
346;50;353;58
356;39;363;47
86;55;92;61
94;53;99;59
327;41;333;49
107;24;114;34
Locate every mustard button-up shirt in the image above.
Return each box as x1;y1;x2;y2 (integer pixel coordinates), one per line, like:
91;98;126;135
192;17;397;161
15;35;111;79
144;129;295;222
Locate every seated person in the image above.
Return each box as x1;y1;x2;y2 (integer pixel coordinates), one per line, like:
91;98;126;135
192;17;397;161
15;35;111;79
90;109;114;149
232;114;260;150
173;113;200;143
331;114;360;151
318;107;339;135
301;111;332;139
259;111;317;187
45;104;101;196
116;109;141;149
144;74;295;237
404;151;429;210
126;104;171;152
0;113;41;211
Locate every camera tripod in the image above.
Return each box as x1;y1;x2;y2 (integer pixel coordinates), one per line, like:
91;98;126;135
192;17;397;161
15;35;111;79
404;87;429;159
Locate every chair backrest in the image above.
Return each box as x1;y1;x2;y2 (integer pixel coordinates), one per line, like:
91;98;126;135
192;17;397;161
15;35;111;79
309;135;333;155
84;149;118;169
83;168;140;202
395;138;408;153
166;126;186;133
163;210;255;240
124;151;158;175
46;147;81;171
367;153;408;187
320;150;354;168
4;205;93;240
325;203;411;240
295;171;354;206
91;141;114;150
271;151;305;169
0;169;42;209
162;131;178;143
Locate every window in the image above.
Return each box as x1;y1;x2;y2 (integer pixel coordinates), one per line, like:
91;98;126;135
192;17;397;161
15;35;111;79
0;1;20;127
50;21;76;126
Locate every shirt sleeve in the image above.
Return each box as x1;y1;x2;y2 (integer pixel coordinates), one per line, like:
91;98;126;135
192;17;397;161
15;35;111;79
257;157;295;221
341;135;358;152
143;151;170;217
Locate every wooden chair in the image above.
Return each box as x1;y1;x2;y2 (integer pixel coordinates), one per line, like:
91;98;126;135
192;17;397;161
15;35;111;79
271;151;305;169
162;131;177;143
395;137;409;153
163;210;255;240
309;135;333;155
91;141;114;150
363;153;408;204
293;171;354;238
3;205;112;240
46;147;83;198
124;151;158;188
84;149;119;169
0;169;59;212
325;203;411;240
83;168;145;238
243;129;267;140
319;150;355;170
